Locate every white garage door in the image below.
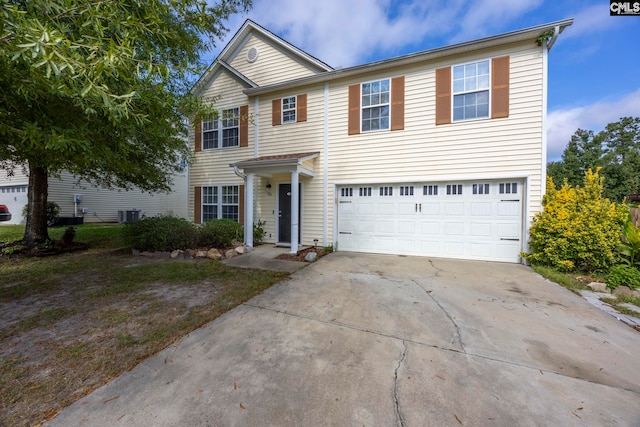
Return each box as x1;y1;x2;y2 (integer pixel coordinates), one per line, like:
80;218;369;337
337;180;523;263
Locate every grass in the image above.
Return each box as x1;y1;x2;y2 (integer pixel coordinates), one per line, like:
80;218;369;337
531;265;589;294
0;223;289;427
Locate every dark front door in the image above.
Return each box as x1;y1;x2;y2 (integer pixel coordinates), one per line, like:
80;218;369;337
278;184;292;243
278;183;301;244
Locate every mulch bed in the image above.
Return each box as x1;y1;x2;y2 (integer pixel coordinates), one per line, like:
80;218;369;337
0;240;88;257
275;246;330;262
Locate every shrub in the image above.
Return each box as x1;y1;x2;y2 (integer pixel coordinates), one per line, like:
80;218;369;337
617;212;640;267
606;265;640;290
523;168;628;271
198;219;243;248
22;202;60;225
122;215;197;251
253;220;266;244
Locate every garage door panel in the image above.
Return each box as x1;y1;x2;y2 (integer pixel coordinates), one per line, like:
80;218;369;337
337;180;523;263
471;202;492;216
470;222;491;237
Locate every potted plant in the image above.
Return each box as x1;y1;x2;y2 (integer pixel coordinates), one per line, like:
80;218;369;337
62;226;76;245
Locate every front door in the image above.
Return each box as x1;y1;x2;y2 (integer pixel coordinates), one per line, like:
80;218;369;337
278;183;301;244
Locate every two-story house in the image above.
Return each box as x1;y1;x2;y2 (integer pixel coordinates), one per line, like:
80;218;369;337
190;19;572;263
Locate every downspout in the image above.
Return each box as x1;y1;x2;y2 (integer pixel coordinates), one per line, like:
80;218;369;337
232;164;253;247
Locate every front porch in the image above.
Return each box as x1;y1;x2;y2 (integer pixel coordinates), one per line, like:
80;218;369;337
231;152;319;254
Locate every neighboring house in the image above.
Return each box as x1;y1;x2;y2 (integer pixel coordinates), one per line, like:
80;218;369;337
190;18;573;263
0;168;188;225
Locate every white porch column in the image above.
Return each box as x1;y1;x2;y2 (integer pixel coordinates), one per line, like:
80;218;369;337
245;173;254;248
290;171;299;254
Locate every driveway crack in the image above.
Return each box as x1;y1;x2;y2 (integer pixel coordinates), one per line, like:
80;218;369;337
412;279;466;353
393;340;408;427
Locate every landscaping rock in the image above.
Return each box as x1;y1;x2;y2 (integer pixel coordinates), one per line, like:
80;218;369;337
195;250;208;258
139;251;154;257
586;282;608;293
207;248;222;260
170;250;183;259
225;249;237;259
613;286;634;296
304;252;318;262
132;249;140;256
235;246;246;255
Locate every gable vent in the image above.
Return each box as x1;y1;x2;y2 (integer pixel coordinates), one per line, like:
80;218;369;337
246;46;259;63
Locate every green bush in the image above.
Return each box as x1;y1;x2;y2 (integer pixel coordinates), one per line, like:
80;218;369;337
198;219;243;248
606;265;640;290
523;168;628;271
22;201;60;225
253;220;266;244
122;215;197;251
617;212;640;267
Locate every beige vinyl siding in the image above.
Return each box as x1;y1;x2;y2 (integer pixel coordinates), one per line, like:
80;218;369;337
189;70;253;223
253;86;327;245
47;172;188;222
326;41;545;235
229;34;319;86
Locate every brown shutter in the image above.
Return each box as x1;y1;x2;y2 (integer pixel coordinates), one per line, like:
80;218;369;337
435;67;451;125
239;184;245;225
390;76;405;131
194;186;201;224
272;99;281;126
239;105;248;147
491;56;510;119
296;94;307;122
348;84;360;135
194;117;202;151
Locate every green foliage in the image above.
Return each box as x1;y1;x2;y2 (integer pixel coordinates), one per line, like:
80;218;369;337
22;202;60;225
324;244;334;253
548;117;640;202
122;216;197;251
606;265;640;290
617;213;640;267
0;0;252;242
523;168;628;271
253;220;266;244
198;219;243;248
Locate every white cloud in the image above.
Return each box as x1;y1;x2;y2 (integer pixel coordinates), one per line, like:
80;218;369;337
561;4;623;40
547;89;640;161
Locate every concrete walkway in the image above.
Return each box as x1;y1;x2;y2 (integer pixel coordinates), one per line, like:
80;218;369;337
46;253;640;426
222;244;308;272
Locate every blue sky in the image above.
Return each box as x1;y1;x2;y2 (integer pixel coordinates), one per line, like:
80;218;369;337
205;0;640;162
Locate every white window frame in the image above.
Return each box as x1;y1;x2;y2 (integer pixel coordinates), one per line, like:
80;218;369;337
282;96;296;124
202;107;240;150
361;78;390;132
201;185;240;222
452;59;491;122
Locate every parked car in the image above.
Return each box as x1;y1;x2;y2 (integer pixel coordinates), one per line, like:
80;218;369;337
0;205;12;222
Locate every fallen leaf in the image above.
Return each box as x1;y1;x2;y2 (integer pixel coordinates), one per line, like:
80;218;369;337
240;403;245;409
492;395;499;400
454;414;462;424
234;382;237;390
539;370;544;375
572;411;581;419
103;396;119;404
195;388;203;393
436;375;445;380
577;407;583;410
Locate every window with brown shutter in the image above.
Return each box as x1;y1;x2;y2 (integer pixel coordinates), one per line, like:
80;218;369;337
348;84;360;135
297;94;307;122
272;99;281;126
435;67;451;125
194;186;202;224
491;56;509;119
240;105;248;147
194;117;202;151
391;76;405;131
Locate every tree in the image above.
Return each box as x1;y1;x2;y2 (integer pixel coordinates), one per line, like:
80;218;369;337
0;0;251;243
548;117;640;202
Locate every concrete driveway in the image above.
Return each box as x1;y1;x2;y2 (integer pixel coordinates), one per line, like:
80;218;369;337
47;253;640;426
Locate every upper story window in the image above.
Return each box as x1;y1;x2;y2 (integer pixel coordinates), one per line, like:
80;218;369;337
202;107;240;149
361;79;390;132
221;108;239;148
282;96;296;123
453;60;490;121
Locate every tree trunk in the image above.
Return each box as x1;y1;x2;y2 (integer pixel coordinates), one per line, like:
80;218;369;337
23;163;49;243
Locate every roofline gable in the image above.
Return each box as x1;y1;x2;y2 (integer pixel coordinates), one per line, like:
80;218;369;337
243;18;573;97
